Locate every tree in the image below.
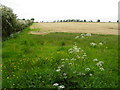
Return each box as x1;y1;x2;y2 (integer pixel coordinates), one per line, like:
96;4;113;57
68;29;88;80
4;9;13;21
0;5;34;40
1;5;17;38
31;18;35;22
80;20;83;22
84;20;86;22
60;20;62;22
97;19;100;22
90;20;93;22
63;20;66;22
76;19;80;22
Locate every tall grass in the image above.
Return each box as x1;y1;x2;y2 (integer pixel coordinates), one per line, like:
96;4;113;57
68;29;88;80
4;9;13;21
2;28;118;88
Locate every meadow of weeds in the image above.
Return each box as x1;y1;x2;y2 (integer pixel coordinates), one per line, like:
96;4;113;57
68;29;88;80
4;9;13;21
2;27;118;88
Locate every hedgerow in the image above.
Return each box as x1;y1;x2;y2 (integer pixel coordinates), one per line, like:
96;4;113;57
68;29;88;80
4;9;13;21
0;5;34;40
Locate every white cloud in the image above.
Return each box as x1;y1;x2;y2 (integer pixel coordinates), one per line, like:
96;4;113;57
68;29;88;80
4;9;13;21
1;0;119;22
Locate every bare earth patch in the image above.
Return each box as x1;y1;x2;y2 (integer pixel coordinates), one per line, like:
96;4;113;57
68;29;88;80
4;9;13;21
29;31;48;35
30;22;118;35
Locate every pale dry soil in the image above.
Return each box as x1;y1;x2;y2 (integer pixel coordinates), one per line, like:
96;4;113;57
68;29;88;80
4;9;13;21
30;22;118;35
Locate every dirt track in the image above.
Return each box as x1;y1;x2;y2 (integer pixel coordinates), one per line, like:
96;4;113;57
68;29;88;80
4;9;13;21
30;22;118;35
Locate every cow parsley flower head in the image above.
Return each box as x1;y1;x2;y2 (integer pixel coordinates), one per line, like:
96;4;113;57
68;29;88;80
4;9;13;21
71;58;76;61
69;63;72;65
66;58;69;60
99;42;103;45
96;61;104;67
75;36;79;39
61;59;64;61
100;67;105;71
85;68;90;71
89;73;93;76
93;59;98;62
81;36;84;38
90;42;97;47
53;83;59;86
58;85;65;89
63;73;67;76
80;33;85;36
58;66;61;69
56;69;61;72
83;54;87;57
86;33;92;36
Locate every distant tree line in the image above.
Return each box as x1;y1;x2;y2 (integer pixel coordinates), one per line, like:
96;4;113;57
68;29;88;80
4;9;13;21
0;5;34;40
41;19;119;23
51;19;101;23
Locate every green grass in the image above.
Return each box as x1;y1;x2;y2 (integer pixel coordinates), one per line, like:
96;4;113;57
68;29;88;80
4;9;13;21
2;27;118;88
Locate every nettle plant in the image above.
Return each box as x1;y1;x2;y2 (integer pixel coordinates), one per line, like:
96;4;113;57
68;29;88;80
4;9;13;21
53;33;105;88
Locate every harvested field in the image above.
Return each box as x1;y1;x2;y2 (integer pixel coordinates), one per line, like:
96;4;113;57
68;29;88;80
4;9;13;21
30;22;118;35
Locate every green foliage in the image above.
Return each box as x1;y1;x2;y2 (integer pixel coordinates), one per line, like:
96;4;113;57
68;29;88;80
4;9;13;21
97;19;100;22
0;5;34;40
2;28;118;88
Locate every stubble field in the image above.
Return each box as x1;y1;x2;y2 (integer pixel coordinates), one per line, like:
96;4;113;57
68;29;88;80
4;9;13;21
30;22;118;35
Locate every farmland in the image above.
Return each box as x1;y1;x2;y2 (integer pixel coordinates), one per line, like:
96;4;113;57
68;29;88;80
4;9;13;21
2;22;118;88
30;22;118;35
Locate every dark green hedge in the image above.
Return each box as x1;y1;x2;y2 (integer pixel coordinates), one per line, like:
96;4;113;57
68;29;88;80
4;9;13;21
0;5;34;40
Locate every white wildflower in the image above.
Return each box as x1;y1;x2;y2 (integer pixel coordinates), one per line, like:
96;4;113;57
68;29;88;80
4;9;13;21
85;68;90;71
69;63;72;65
99;61;104;64
81;57;85;59
96;63;102;67
58;85;65;89
89;74;93;76
71;58;76;61
86;33;92;36
96;61;104;67
75;36;79;39
81;50;84;52
80;33;85;36
61;59;64;61
53;83;59;86
83;54;87;57
66;58;69;60
90;42;97;47
58;66;61;69
100;67;105;71
61;65;64;67
56;69;61;72
77;72;85;76
99;42;103;45
63;73;67;76
93;59;98;62
81;36;84;38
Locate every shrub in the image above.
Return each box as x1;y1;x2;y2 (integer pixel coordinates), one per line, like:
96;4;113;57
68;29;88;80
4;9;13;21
0;5;34;40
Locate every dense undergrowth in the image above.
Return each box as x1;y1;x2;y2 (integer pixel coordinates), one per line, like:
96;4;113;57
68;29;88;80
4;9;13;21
2;28;118;88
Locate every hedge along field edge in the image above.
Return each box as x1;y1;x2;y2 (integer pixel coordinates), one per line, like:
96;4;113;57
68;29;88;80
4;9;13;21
0;3;2;89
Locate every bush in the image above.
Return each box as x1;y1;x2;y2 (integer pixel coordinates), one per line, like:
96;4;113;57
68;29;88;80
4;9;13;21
0;5;34;40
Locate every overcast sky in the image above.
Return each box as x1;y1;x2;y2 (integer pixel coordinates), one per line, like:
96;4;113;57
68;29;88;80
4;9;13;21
1;0;119;22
